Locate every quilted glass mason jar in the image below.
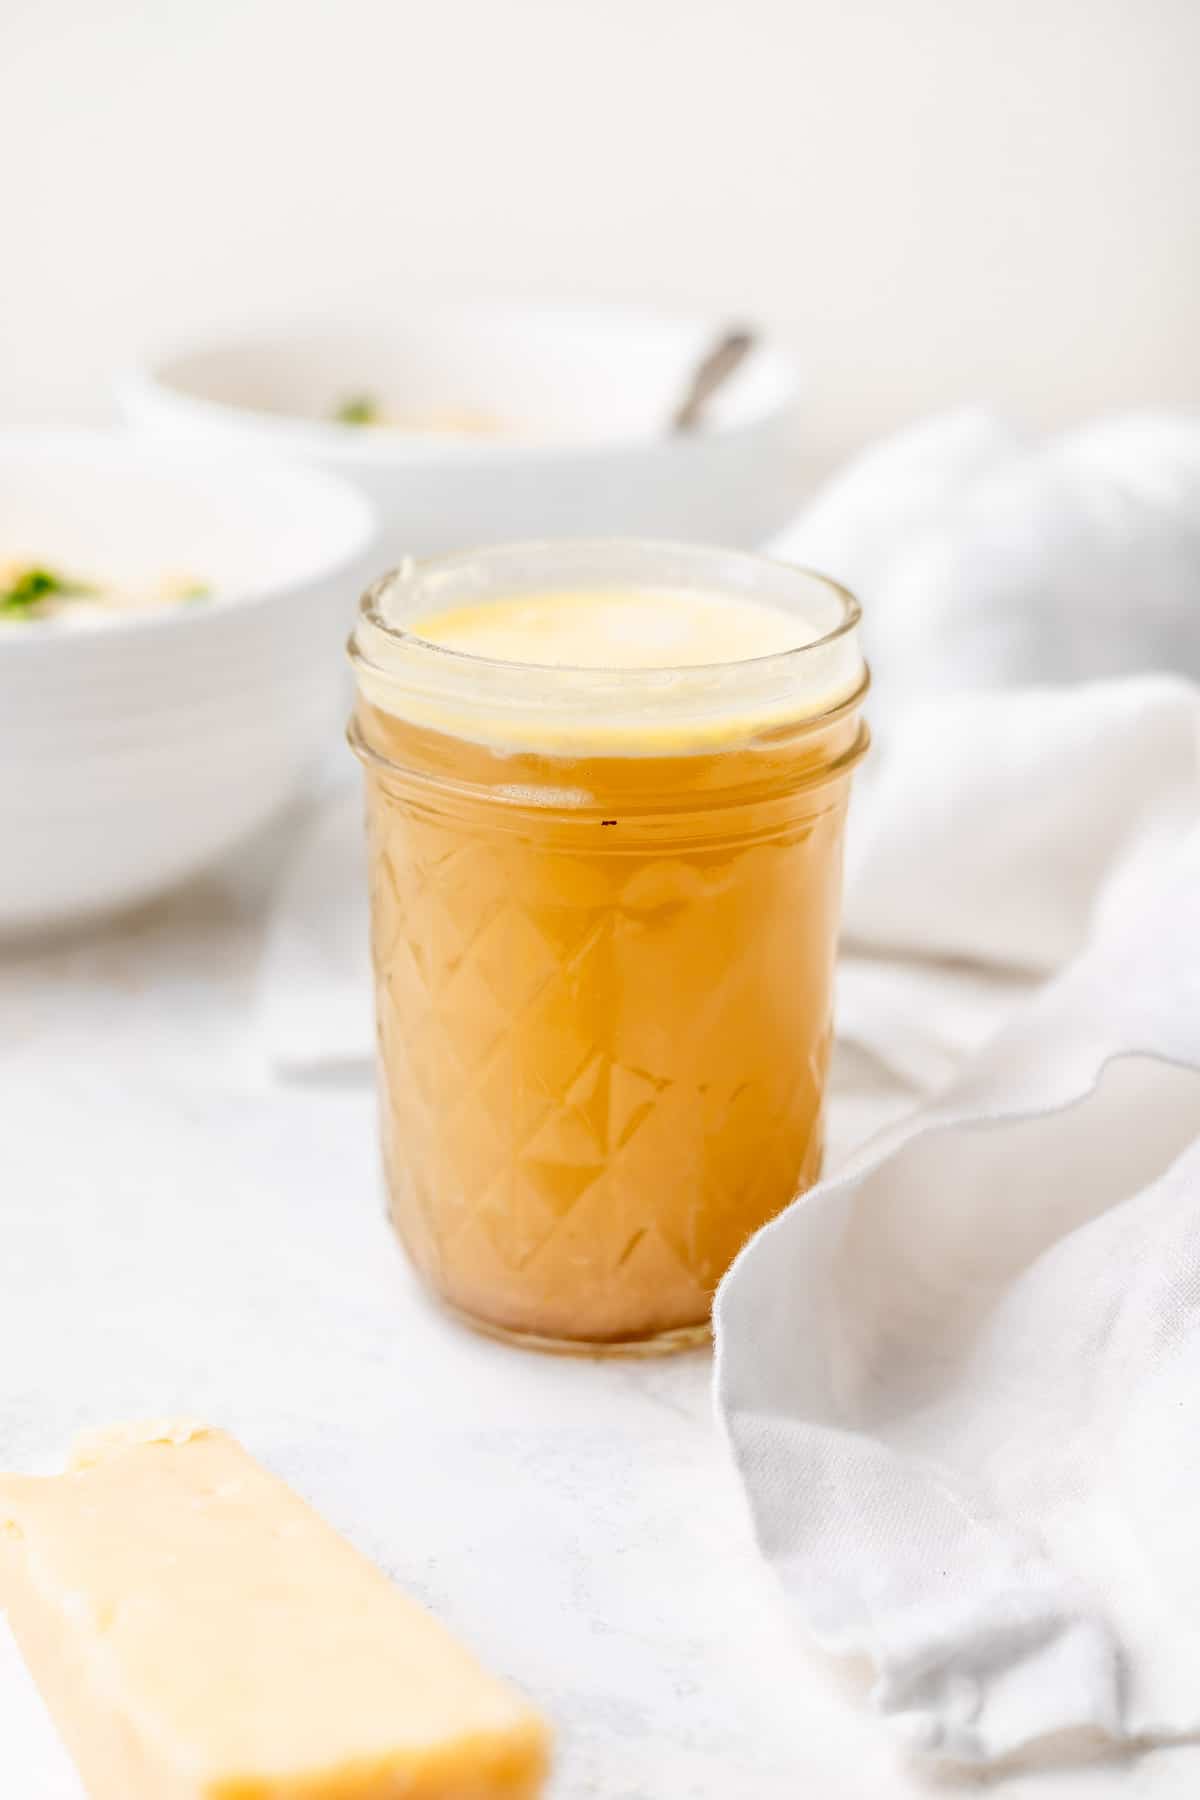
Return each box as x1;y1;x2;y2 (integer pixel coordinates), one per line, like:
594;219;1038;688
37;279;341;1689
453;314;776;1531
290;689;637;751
349;542;868;1353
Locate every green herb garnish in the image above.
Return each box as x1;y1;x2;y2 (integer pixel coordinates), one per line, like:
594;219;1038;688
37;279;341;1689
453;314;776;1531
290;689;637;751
0;565;92;618
180;583;212;603
333;393;383;427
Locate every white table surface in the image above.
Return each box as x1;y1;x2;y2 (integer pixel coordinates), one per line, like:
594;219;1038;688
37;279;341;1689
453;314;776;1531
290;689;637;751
2;817;1197;1799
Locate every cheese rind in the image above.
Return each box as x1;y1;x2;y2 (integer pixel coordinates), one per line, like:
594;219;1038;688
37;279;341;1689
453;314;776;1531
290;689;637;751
0;1424;549;1799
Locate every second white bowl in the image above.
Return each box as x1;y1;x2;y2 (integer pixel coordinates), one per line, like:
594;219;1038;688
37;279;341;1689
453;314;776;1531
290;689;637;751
119;302;807;567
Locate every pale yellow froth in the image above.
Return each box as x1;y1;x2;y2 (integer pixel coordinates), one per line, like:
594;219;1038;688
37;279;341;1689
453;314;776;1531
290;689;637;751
410;587;819;669
353;584;863;756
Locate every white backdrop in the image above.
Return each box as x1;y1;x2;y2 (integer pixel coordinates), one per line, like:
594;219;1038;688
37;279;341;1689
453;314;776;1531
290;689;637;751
3;0;1198;469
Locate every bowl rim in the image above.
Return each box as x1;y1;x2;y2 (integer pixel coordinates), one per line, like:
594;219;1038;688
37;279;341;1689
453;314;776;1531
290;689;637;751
118;298;806;467
0;427;377;649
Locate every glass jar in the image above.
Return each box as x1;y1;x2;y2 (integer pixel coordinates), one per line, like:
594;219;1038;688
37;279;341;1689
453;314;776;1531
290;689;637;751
349;541;868;1353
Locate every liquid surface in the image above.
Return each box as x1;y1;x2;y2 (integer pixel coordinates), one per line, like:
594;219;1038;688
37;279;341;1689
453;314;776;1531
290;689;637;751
411;585;819;670
353;581;860;758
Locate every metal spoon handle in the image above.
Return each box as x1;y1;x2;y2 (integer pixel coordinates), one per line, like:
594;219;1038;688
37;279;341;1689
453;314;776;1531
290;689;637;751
671;327;757;434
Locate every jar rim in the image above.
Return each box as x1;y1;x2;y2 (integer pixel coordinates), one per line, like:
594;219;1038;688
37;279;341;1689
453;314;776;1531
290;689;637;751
357;538;860;674
349;538;866;754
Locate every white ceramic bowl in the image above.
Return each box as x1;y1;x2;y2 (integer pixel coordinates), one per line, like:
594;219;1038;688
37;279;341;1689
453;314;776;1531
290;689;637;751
0;432;376;934
119;302;806;567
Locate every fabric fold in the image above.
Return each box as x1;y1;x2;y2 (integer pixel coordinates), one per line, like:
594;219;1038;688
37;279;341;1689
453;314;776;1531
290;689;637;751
716;830;1200;1762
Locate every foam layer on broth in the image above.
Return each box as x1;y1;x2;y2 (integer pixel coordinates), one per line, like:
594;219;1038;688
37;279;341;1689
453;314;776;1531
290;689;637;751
356;585;862;755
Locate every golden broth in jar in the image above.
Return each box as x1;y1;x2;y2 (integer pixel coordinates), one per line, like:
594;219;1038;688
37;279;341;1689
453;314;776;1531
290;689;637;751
350;544;868;1352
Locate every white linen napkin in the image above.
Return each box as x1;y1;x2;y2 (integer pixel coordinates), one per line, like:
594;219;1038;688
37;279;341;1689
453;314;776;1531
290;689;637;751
773;409;1200;721
716;675;1200;1764
255;780;371;1079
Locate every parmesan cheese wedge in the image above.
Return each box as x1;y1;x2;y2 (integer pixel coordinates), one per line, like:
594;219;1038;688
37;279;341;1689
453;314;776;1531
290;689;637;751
0;1421;550;1798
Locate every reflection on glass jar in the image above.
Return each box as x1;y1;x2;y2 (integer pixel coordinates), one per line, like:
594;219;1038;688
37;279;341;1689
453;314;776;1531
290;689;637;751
350;541;868;1353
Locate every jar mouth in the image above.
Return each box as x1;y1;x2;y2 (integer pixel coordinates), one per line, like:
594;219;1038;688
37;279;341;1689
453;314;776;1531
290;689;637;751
349;538;867;755
357;538;861;674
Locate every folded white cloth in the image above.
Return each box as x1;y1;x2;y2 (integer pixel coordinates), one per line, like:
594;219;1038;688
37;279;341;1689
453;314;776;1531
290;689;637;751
256;782;371;1079
717;675;1200;1763
774;409;1200;722
256;411;1200;1765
